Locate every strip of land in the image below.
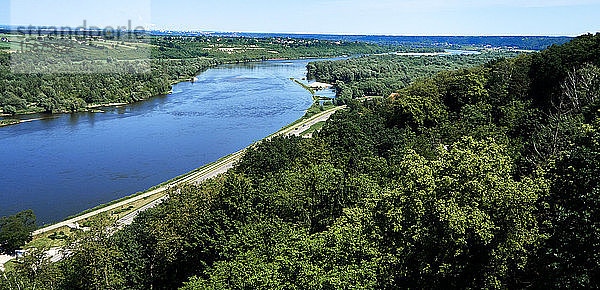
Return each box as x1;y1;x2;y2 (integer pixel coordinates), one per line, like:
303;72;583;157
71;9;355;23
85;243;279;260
33;105;346;236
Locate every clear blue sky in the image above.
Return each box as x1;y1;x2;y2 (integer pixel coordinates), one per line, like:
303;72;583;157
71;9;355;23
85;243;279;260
1;0;599;36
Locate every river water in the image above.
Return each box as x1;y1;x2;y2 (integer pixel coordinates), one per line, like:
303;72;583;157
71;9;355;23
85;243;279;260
0;58;338;224
1;50;478;225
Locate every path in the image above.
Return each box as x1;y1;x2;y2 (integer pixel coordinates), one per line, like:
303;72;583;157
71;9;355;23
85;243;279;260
117;105;346;225
0;254;15;271
1;106;347;271
32;106;346;234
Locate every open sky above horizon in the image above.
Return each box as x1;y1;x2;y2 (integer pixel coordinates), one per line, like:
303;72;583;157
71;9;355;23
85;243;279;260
1;0;599;36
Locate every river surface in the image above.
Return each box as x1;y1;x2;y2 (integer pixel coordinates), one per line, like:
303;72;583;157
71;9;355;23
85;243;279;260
0;58;338;224
1;50;478;225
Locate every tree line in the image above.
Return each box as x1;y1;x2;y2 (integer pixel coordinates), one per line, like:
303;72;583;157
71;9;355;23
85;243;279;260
2;34;600;289
306;51;520;103
0;36;397;115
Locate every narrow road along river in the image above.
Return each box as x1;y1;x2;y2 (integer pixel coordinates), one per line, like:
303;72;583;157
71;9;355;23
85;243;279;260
0;58;338;224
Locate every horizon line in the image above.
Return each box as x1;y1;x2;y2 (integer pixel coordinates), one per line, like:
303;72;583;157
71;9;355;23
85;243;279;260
1;24;593;37
154;29;584;38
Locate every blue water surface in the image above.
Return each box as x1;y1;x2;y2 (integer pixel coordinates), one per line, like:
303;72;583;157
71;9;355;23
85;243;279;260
0;58;337;224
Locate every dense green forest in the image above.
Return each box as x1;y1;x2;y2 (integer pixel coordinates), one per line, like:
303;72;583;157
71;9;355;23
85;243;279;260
0;36;395;115
2;33;599;289
307;51;520;102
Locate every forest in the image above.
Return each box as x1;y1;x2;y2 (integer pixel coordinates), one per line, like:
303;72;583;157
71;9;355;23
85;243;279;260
306;51;520;102
1;33;599;289
0;36;395;115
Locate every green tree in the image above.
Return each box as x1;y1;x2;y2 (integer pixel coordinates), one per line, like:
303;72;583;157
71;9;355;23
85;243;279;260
0;246;64;289
0;210;36;254
2;104;16;115
522;116;600;288
59;214;125;289
375;138;548;288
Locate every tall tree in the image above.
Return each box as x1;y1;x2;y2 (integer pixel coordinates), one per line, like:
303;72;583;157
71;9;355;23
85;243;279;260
0;210;36;254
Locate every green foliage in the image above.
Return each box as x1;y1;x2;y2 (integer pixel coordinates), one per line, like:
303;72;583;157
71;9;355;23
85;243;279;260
0;35;393;115
520;115;600;288
374;138;548;288
5;33;600;289
306;51;519;103
58;215;127;289
529;33;600;110
0;246;64;289
0;210;36;254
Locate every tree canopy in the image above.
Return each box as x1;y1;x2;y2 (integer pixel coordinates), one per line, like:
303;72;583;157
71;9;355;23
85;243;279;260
0;210;36;254
2;33;600;289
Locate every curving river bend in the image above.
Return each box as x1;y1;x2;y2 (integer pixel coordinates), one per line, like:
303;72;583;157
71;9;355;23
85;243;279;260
0;58;338;224
0;50;479;225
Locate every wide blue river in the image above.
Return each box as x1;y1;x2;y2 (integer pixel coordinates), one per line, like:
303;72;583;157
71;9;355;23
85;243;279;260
0;58;337;225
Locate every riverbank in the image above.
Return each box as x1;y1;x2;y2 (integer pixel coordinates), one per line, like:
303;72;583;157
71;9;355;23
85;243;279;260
33;105;347;236
0;54;353;126
0;119;20;127
5;106;341;271
0;117;60;127
86;102;128;109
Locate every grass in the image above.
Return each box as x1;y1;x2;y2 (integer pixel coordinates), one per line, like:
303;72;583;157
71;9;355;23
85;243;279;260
22;226;74;251
305;103;336;117
313;96;334;101
3;260;17;272
37;148;246;231
292;78;316;95
301;121;326;136
110;192;167;220
25;236;66;250
0;119;20;127
112;206;135;215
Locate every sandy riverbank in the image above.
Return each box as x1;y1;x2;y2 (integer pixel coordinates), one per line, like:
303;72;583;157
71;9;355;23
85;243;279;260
86;102;128;109
0;117;58;127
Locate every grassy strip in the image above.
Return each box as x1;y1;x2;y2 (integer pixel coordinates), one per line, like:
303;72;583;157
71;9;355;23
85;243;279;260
112;192;168;220
55;192;149;224
0;119;20;127
291;78;316;95
301;121;326;136
38;151;245;230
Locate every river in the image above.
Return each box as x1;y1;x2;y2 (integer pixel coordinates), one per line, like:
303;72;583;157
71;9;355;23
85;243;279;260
1;50;478;225
0;58;338;224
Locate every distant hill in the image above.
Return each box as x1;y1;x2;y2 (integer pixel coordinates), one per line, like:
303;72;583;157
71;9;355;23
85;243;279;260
184;32;572;51
1;25;570;50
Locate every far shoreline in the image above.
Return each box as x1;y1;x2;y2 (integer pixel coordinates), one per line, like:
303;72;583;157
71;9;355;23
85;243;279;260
2;47;475;122
0;54;357;125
